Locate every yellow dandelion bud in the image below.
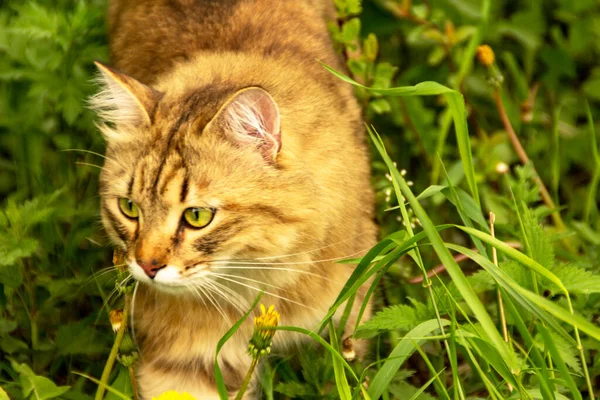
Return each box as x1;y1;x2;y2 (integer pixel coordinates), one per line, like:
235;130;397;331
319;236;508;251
248;304;279;358
476;44;495;67
152;391;196;400
109;309;123;333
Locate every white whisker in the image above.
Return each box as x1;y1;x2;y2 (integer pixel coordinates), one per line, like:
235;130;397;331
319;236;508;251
208;247;369;266
209;266;337;282
75;161;103;169
203;279;246;315
210;272;287;292
208;279;249;311
61;148;113;161
197;282;231;324
214;275;318;311
206;232;370;263
185;283;208;308
130;282;139;351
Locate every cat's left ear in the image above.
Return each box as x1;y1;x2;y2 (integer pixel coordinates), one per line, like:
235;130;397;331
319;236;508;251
90;61;162;140
217;87;282;161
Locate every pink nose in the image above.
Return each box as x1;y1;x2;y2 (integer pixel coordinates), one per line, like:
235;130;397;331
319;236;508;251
137;260;166;279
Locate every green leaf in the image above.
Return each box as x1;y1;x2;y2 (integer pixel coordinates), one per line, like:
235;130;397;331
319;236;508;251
274;381;313;398
440;186;488;230
389;382;436;400
340;18;361;46
104;366;133;400
368;126;515;371
367;319;451;400
535;329;582;375
55;322;107;355
334;0;362;17
521;208;554;268
355;303;430;337
537;324;582;400
11;360;70;400
545;263;600;295
446;242;600;342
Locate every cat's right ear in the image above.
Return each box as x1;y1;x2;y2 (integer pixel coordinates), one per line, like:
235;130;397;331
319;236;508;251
90;61;162;141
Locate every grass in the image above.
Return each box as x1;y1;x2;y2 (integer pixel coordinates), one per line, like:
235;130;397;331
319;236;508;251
2;0;600;399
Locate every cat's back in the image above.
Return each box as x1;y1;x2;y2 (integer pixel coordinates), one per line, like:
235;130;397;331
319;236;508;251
108;0;340;84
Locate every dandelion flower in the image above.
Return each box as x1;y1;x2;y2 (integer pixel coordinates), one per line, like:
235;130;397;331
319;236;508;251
476;45;495;66
248;304;280;358
152;391;196;400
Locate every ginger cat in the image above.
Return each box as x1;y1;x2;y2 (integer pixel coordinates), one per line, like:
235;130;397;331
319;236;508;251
91;0;376;398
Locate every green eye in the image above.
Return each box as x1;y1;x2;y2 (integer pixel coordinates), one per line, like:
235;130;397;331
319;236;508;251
183;207;215;228
118;198;139;219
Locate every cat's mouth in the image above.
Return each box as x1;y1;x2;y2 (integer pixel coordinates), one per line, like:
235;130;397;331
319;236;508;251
128;259;210;291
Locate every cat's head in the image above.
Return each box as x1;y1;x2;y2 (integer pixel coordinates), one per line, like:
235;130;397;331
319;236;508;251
91;62;321;301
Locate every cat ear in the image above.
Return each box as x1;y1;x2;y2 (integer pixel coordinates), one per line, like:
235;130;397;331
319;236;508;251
220;87;282;161
90;61;162;140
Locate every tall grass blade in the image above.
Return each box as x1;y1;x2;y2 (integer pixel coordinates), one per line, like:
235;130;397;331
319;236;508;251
214;293;263;399
368;125;518;372
322;63;479;205
328;322;352;400
537;324;582;400
367;319;451;400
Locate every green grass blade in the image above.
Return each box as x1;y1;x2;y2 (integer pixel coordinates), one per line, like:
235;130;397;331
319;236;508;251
367;319;451;400
413;344;451;400
584;101;600;223
455;225;568;294
537;324;582;400
72;372;131;400
329;322;353;400
445;242;600;340
460;338;504;400
406;369;444;400
322;63;479;205
214;293;263;399
368;125;517;371
454;0;490;89
501;294;556;399
275;326;359;381
444;242;572;343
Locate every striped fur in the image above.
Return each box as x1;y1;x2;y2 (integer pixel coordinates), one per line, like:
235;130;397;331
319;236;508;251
94;0;376;398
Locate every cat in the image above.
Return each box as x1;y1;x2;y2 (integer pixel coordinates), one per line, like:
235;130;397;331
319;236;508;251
91;0;377;398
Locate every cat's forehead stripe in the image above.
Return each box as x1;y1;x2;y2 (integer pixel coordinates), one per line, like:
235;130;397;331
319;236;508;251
180;171;189;203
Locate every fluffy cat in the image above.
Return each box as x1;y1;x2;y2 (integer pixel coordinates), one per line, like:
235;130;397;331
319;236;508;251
91;0;377;398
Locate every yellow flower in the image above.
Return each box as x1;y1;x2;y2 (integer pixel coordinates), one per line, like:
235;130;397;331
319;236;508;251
152;391;196;400
248;304;280;358
476;44;495;67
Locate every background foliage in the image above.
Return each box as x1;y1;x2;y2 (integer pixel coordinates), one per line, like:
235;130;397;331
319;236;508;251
1;0;600;398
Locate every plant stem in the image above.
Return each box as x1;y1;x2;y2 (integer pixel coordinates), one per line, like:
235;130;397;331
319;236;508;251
565;296;595;398
128;366;138;400
490;212;512;393
492;90;574;250
235;358;258;400
95;300;130;400
584;165;600;224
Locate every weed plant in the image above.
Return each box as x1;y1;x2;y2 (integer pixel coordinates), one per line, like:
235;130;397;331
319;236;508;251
1;0;600;399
